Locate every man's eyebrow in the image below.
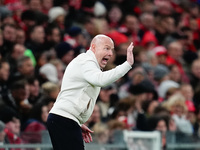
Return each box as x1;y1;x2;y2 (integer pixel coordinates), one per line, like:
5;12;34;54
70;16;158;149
104;45;110;47
104;45;114;49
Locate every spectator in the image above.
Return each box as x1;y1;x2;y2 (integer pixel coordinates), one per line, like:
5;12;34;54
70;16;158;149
189;59;200;108
1;24;17;57
136;99;159;131
91;122;110;144
166;41;189;83
180;84;194;102
21;10;37;31
153;64;169;86
48;6;67;31
8;43;26;75
44;24;62;50
158;80;180;101
55;42;74;67
41;81;60;100
7;79;32;124
0;31;3;50
152;46;168;65
97;84;118;122
107;4;123;29
64;26;87;56
21;101;49;143
39;63;58;84
168;65;182;84
140;13;155;35
1;13;15;26
0;121;6;146
163;93;193;135
118;65;146;99
0;60;10;102
181;27;198;65
27;77;42;105
34;51;49;79
154;16;176;44
180;84;197;129
194;106;200;137
42;0;53;14
146;115;169;150
189;59;200;91
14;56;35;80
16;28;26;45
0;106;23;147
93;18;110;35
50;59;64;83
2;24;16;43
109;97;136;130
27;0;42;12
119;14;140;46
25;25;46;56
86;104;103;129
128;79;158;102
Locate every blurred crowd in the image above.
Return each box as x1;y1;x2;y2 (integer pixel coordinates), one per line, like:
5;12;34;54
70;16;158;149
0;0;200;149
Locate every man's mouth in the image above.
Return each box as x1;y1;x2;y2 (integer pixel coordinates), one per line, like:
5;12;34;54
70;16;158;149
102;57;109;64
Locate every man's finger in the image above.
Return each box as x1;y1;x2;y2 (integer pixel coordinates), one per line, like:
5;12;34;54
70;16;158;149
88;133;93;142
128;42;133;50
84;135;89;143
86;128;94;133
86;135;90;143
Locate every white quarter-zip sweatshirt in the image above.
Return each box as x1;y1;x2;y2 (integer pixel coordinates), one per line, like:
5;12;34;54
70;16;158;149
49;50;132;125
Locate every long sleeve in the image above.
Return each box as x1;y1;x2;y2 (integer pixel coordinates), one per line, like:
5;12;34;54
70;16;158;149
81;59;132;87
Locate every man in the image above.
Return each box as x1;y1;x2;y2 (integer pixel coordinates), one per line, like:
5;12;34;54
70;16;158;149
1;24;17;57
0;60;10;104
47;34;134;150
55;42;75;67
25;25;45;56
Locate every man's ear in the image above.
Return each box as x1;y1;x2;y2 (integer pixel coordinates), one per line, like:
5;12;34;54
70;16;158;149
91;44;96;53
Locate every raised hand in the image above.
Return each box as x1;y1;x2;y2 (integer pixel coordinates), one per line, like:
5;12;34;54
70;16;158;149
126;42;134;66
81;124;94;143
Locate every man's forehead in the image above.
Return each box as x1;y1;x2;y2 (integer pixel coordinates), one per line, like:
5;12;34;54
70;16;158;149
104;44;114;49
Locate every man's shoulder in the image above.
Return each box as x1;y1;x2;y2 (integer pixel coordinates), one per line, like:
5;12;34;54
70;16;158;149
75;51;95;61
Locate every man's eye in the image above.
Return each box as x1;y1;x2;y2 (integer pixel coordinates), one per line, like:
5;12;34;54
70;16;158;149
105;47;109;50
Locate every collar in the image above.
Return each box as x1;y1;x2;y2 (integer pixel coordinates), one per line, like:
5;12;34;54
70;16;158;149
86;50;101;70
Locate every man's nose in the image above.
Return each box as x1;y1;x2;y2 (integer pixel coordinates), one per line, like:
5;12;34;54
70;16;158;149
109;50;113;56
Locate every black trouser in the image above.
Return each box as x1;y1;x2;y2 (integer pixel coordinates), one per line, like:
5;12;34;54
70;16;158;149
47;113;84;150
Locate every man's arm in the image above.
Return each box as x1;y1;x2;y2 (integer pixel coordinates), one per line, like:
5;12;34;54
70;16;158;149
82;43;134;87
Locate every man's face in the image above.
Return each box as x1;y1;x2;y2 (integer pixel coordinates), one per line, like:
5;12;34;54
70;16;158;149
92;37;114;69
12;44;25;60
29;0;42;11
62;50;74;65
5;117;21;135
16;30;26;45
31;26;45;44
126;15;140;32
192;60;200;79
0;62;10;81
3;25;16;42
29;80;40;97
51;28;61;44
19;59;34;76
168;42;183;60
